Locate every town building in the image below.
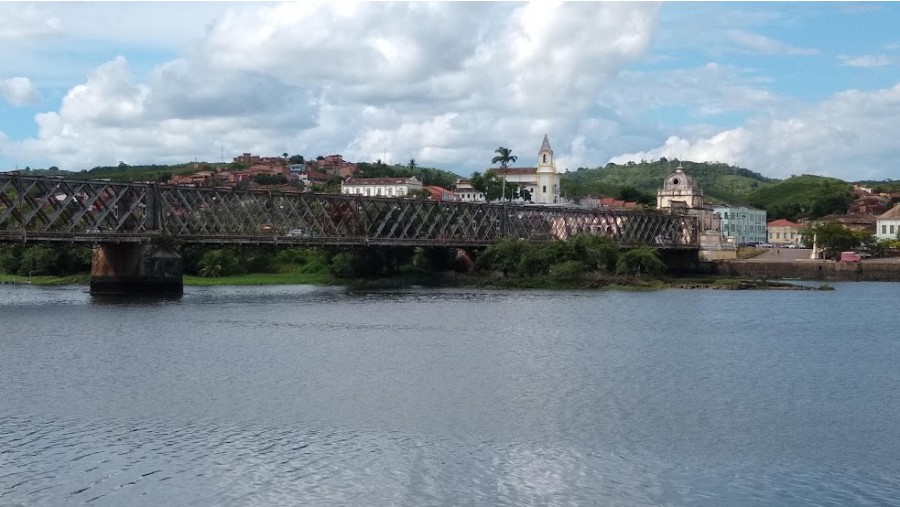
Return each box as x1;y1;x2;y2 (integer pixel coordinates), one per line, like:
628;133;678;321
341;176;423;198
452;179;484;202
425;186;460;202
767;219;803;246
713;205;768;246
655;165;729;258
299;170;330;189
311;155;358;179
876;204;900;240
656;166;704;209
491;135;560;204
580;196;639;209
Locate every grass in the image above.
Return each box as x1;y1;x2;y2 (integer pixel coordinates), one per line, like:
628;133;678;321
0;273;90;285
184;271;333;286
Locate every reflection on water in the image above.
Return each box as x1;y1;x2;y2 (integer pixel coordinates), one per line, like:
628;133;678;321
1;283;899;505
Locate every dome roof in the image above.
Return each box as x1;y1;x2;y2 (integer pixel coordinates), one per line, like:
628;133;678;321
662;167;699;191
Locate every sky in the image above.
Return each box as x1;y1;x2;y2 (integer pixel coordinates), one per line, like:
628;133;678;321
1;1;899;182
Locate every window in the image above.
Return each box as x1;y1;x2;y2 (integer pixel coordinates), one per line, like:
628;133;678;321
543;185;547;193
891;225;896;234
543;154;547;163
883;225;888;234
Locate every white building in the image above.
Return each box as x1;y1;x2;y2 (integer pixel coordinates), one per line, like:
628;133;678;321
492;135;561;204
876;204;900;240
341;176;423;198
713;205;768;246
452;179;485;202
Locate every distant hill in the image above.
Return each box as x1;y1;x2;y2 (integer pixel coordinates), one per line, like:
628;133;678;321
744;175;854;221
561;159;774;205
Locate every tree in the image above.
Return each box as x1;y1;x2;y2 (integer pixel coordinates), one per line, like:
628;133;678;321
408;158;417;171
283;152;289;159
802;221;869;259
288;155;305;164
471;171;504;202
492;146;517;202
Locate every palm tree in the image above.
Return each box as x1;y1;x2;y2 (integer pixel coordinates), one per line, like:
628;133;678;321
492;147;517;201
408;158;417;171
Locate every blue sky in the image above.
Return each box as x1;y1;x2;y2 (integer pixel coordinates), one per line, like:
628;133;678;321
1;1;899;181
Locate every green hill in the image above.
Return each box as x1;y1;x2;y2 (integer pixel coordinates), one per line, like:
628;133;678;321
561;159;774;205
744;175;853;221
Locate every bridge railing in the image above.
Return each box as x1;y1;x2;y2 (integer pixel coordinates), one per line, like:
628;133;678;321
0;173;698;248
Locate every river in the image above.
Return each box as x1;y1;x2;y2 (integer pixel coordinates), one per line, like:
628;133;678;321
1;282;899;506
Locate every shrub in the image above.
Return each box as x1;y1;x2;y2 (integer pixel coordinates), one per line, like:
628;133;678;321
549;260;586;282
197;249;241;277
616;247;666;276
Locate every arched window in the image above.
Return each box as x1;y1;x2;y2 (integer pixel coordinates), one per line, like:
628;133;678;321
543;154;547;163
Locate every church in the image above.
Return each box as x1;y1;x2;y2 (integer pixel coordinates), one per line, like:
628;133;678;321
491;135;561;205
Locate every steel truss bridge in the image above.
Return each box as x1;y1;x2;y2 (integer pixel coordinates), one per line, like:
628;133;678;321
0;174;699;249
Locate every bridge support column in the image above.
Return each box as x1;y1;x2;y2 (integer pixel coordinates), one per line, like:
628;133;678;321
90;243;183;296
659;248;701;274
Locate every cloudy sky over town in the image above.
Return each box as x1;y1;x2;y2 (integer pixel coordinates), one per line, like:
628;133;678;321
1;1;899;181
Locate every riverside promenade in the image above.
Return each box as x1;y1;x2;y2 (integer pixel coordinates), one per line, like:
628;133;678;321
714;248;900;281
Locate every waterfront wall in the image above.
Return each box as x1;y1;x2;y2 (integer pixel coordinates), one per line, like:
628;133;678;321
712;260;900;281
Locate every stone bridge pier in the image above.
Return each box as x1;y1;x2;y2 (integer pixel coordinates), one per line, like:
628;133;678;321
90;243;183;296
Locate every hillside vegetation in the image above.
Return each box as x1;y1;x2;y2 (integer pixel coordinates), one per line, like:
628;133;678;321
560;159;862;221
561;159;774;205
745;175;853;221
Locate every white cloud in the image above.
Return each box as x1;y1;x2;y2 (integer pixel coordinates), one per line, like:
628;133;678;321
838;55;893;68
4;1;660;173
728;30;819;56
0;77;40;106
0;4;61;40
609;84;900;181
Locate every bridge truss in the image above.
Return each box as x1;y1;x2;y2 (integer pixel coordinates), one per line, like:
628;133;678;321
0;174;698;248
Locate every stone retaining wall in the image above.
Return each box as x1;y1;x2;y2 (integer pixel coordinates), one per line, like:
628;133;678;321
710;260;900;281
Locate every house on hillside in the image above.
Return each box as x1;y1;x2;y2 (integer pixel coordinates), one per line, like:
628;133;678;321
299;171;330;190
312;155;358;179
876;204;900;240
341;176;423;198
849;193;890;215
767;219;803;246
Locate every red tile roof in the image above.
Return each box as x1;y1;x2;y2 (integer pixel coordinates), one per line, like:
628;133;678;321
767;219;802;228
491;167;537;175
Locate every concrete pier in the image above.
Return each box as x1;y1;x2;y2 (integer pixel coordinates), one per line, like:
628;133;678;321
90;243;183;296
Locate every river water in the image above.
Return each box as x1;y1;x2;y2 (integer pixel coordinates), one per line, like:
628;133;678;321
1;282;899;506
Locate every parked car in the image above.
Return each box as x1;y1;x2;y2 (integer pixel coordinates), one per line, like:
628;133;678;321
839;251;861;263
287;228;309;238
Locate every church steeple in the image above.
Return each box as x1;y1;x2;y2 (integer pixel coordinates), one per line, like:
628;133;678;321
539;134;552;156
537;134;554;168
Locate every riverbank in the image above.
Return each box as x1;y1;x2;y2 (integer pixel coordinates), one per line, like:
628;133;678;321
0;271;833;291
